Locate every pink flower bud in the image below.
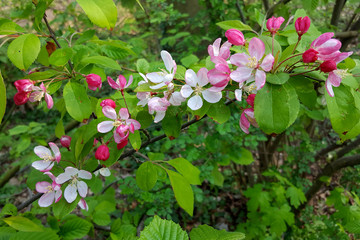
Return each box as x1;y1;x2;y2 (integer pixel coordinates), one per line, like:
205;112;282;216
117;138;128;150
14;92;30;105
266;16;285;34
60;135;71;149
320;60;337;73
86;74;102;91
295;16;311;37
246;94;256;107
95;145;110;161
100;99;116;109
225;29;245;46
302;48;318;63
14;79;34;92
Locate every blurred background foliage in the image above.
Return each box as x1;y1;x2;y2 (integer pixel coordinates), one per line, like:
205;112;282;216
0;0;360;239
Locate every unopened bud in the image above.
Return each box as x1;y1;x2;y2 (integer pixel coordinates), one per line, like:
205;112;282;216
95;145;110;161
320;60;337;73
100;99;116;109
60;135;71;149
302;48;318;63
86;74;102;91
225;29;245;46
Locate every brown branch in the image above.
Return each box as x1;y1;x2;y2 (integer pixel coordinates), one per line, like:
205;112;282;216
330;0;347;27
236;0;247;24
335;31;358;38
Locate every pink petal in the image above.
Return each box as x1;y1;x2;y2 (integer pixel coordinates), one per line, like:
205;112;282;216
215;63;230;74
34;146;52;159
202;89;222;103
44;172;56;182
125;75;133;88
219;41;231;59
260;54;275;72
102;106;117;120
38;192;55;207
197;68;209;87
129;123;135;134
36;181;51;193
119;108;129;120
45;93;53;109
230;67;253;83
64;184;77;203
333;51;353;63
97;121;115;133
77;181;88;198
326;79;335;97
211;56;228;65
208;69;229;87
118;75;127;89
169;92;185;106
78;170;92;180
311;32;334;48
255;70;266;90
48;142;61;163
240;112;250;134
249;38;265;61
185;69;198;87
126;119;141;130
161;50;175;73
187;95;203;110
208;38;221;57
181;85;194;98
230;53;250;67
107;76;120;90
244;108;254;118
78;198;89;211
328;72;341;87
54;190;62;203
317;39;341;55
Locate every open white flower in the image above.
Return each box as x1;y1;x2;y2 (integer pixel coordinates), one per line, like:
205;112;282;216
32;142;61;172
55;167;92;203
181;68;222;110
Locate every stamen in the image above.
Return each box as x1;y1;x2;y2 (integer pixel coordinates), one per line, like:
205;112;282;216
246;57;258;69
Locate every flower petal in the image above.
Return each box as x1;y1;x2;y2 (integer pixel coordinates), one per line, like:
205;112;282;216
107;76;120;90
230;53;250;67
161;50;175;73
78;170;92;180
326;79;335;97
249;37;265;61
48;142;61;163
56;172;72;184
230;67;253;83
260;54;275;72
38;192;55;207
202;89;222;103
102;106;117;120
65;166;79;176
239;112;250;134
185;69;198;87
150;82;166;89
36;181;51;193
100;168;111;177
146;72;165;83
154;111;166;123
187;95;203;110
235;89;242;102
77;181;88;198
255;70;266;90
328;72;341;87
44;172;56;182
54;190;62;203
34;146;52;159
197;68;209;87
311;32;334;48
97;121;115;133
78;198;89;211
125;75;133;88
45;93;53;109
32;160;52;171
119;108;129;120
64;184;77;203
126;119;141;130
181;85;194;98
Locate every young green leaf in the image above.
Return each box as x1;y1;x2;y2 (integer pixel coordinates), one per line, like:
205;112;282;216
4;216;43;232
136;162;158;191
168;158;201;185
49;48;73;66
0;19;24;35
190;224;245;240
63;82;92;122
81;56;122;71
59;217;92;239
216;20;253;31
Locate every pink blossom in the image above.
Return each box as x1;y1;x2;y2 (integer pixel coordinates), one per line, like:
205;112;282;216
148;97;171;123
239;94;257;134
14;91;30;105
56;167;92;203
97;107;141;143
95;145;110;161
117;138;128;150
32;142;61;172
207;57;231;92
266;16;285;35
181;68;222;110
107;75;133;92
230;37;274;90
320;60;337;73
302;48;319;63
225;29;245;46
146;51;176;89
36;172;62;207
208;38;231;60
78;198;89;211
136;73;152;107
311;32;341;60
295;16;311;37
86;74;102;91
29;83;53;109
14;79;34;92
100;99;116;109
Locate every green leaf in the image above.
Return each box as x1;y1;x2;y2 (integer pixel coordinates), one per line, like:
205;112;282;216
168;158;201;185
266;73;289;85
0;19;24;35
136;111;153;129
4;216;43;232
76;0;117;30
34;0;47;32
244;184;270;211
212;165;224;187
259;35;282;57
9;229;59;240
166;170;194;216
8;125;29;135
254;83;300;134
93;212;111;226
63;81;92;122
345;221;360;234
180;54;199;68
0;204;17;217
136;162;158;191
55;119;65;138
49;48;73;66
139;215;188;240
231;148;254;165
162;111;181;139
216;20;253;32
136;59;150;73
52;197;79;219
81;56;122;71
103;140;124;167
59;217;92;239
286;186;306;208
326;85;360;141
129;131;141;151
0;71;5;124
190;224;245;240
207;101;230;124
7;34;40;71
264;205;294;236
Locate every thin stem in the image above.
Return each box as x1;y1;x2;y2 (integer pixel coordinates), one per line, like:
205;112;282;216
272;34;274;56
291;37;301;55
273;53;303;72
121;90;131;118
121;66;137;73
290;68;319;77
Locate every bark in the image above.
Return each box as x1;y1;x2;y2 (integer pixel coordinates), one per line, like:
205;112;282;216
330;0;347;26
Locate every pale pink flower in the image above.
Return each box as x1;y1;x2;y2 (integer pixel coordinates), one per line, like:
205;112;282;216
146;51;176;89
29;83;53;109
32;142;61;172
148;97;171;123
100;99;116;109
136;73;152;107
311;32;341;60
36;172;62;207
239;94;257;134
230;37;274;90
55;167;92;203
208;38;231;60
107;75;133;92
207;57;232;92
181;68;222;110
78;198;89;211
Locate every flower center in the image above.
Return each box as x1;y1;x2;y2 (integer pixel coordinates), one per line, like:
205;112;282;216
33;92;44;102
43;154;54;162
45;185;53;194
194;86;202;95
244;83;257;93
333;69;350;78
246;56;258;69
113;120;122;127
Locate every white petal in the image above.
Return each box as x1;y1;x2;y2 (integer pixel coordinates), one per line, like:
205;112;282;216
64;166;79;176
97;121;114;133
119;108;129;120
146;72;165;83
78;198;89;211
185;69;198;87
34;146;52;159
154;111;166;123
161;50;175;73
181;85;194;98
326;80;335;97
197;68;209;87
48;142;61;163
235;89;242;101
54;190;62;203
38;192;55;207
102;106;117;120
255;70;266;90
188;95;203;110
100;168;111;177
150;82;166;89
64;184;77;203
230;67;253;83
78;170;92;180
56;172;72;184
32;160;52;171
202;90;222;103
77;181;88;198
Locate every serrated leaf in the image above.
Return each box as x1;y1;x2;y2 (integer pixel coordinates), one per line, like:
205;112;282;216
136;162;158;191
190;224;245;240
266;73;289;85
136;58;149;73
7;34;40;71
49;48;73;66
76;0;117;30
93;212;111;226
81;56;122;71
139;216;188;240
59;217;92;239
9;229;59;240
168;158;201;185
52;197;79;219
286;186;306;208
0;19;24;35
0;204;17;217
63;81;92;122
166;170;194;216
216;20;253;31
4;216;43;232
180;54;199;68
129;131;141;151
